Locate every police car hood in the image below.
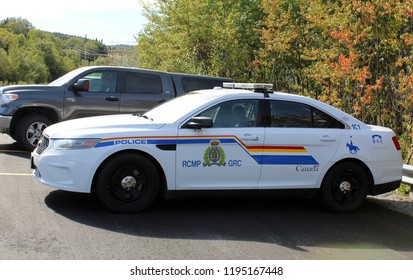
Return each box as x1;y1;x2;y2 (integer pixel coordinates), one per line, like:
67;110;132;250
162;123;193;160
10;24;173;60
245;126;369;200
44;114;165;138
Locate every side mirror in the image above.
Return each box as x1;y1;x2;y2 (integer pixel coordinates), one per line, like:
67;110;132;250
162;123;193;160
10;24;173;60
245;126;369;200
74;79;90;93
183;116;213;130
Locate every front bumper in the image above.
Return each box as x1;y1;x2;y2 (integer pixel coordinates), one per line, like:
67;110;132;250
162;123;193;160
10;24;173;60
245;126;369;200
31;147;105;193
0;115;12;133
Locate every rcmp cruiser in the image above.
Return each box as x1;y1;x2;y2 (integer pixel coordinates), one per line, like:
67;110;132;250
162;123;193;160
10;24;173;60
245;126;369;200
31;83;403;213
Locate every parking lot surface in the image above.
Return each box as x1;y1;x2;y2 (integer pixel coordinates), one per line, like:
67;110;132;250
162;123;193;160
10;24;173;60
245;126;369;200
1;134;413;259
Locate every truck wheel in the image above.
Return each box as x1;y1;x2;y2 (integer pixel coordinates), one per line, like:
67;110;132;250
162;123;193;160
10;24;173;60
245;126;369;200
15;114;52;151
320;162;369;213
95;154;160;213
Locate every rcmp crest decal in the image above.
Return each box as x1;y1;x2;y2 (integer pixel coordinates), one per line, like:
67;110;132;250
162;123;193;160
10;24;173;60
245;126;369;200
203;139;226;166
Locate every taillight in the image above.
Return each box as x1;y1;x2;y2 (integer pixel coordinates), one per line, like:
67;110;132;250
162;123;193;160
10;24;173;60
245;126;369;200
392;136;401;150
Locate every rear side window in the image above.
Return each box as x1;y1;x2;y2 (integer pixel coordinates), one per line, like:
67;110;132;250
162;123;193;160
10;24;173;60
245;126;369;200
125;72;163;94
270;100;344;129
181;77;225;92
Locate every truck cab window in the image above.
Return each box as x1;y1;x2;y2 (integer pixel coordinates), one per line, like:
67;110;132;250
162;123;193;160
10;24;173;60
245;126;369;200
125;72;163;94
82;71;117;93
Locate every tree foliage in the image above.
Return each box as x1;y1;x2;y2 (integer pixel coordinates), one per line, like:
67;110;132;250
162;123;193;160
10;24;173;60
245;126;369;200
0;17;109;84
137;0;263;80
258;0;413;134
137;0;413;136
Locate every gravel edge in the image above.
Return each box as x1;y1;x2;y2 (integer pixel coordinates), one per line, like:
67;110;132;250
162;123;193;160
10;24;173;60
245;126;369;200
368;192;413;217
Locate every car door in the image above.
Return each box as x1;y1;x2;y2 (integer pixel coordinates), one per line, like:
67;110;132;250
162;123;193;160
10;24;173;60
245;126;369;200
63;70;121;119
176;98;265;190
258;99;344;189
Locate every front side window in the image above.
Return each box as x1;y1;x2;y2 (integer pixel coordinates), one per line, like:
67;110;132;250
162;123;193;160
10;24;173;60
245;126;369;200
82;71;117;93
270;100;344;129
197;99;260;128
125;72;163;94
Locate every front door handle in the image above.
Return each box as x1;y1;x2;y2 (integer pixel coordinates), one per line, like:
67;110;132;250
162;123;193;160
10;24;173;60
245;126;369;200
106;96;119;102
240;134;260;141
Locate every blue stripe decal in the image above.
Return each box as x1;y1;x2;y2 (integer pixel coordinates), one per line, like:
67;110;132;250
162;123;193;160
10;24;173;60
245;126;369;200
252;155;319;165
147;138;238;145
147;139;178;145
95;141;115;148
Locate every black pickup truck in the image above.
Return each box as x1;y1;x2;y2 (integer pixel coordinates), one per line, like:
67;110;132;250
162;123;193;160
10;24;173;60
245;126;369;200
0;66;232;150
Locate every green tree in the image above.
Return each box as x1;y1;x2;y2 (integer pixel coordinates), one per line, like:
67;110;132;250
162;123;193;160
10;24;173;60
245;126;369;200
8;42;49;83
136;0;263;80
0;48;11;82
0;17;33;37
28;29;71;81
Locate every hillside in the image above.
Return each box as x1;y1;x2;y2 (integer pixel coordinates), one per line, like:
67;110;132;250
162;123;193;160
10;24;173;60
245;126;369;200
0;17;136;85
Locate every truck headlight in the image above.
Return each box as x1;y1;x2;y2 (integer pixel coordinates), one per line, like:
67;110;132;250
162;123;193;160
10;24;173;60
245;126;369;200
0;94;19;107
53;138;101;150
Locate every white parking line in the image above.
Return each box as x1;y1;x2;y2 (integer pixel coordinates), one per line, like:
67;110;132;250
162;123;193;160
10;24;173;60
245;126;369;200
0;173;33;176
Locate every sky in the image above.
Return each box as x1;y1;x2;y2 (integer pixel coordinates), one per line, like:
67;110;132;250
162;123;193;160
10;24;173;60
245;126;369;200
0;0;150;45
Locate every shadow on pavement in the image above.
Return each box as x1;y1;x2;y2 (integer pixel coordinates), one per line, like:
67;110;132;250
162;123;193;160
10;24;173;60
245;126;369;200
0;140;31;159
45;190;413;254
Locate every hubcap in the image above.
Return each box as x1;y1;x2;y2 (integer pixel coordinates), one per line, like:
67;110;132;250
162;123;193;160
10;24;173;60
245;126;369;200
121;176;137;190
339;181;351;193
27;122;47;146
333;172;360;204
110;166;146;202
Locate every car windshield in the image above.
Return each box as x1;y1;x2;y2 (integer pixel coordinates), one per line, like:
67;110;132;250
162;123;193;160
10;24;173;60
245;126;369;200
48;67;90;86
144;92;218;123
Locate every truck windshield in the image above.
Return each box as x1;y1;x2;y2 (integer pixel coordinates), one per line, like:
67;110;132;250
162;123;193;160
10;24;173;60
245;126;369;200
48;67;90;86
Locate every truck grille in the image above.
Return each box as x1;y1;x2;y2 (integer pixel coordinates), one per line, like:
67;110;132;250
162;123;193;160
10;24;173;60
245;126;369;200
36;136;49;155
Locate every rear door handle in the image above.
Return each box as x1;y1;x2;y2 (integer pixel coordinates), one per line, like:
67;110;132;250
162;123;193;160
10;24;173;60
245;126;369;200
320;135;337;142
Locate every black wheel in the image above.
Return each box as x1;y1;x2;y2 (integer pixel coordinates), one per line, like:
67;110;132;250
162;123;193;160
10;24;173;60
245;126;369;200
320;162;369;213
15;114;52;151
95;154;160;213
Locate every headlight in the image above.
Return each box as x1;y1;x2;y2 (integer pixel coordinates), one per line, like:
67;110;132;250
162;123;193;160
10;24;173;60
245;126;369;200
0;94;19;106
53;138;101;150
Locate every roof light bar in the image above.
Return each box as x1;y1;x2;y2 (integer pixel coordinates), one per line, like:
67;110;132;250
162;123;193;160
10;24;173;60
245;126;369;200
223;82;273;91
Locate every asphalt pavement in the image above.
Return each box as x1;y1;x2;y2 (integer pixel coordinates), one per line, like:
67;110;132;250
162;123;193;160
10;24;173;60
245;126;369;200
1;133;413;260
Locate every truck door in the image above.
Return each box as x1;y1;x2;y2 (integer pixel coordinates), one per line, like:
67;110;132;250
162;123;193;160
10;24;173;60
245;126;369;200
119;71;172;114
63;70;120;120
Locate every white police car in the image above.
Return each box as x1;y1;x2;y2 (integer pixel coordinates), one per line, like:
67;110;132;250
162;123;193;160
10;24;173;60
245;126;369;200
31;83;403;213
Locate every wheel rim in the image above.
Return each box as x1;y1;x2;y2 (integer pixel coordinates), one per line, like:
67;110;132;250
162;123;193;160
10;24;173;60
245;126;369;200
26;121;48;146
109;165;146;202
332;171;361;204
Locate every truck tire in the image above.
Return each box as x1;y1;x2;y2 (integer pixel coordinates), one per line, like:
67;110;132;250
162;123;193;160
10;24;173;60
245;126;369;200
15;114;52;151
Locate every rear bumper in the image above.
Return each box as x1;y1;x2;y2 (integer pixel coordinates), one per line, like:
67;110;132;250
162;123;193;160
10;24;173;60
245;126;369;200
370;180;401;196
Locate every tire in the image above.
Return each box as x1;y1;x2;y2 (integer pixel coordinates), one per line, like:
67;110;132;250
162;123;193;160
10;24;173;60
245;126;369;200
320;162;369;213
95;154;160;213
15;114;52;151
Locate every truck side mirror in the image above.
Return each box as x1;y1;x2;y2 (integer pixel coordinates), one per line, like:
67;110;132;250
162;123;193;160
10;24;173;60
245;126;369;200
74;79;90;93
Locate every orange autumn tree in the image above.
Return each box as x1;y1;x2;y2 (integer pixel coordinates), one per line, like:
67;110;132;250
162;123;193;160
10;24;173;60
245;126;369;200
259;0;413;135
